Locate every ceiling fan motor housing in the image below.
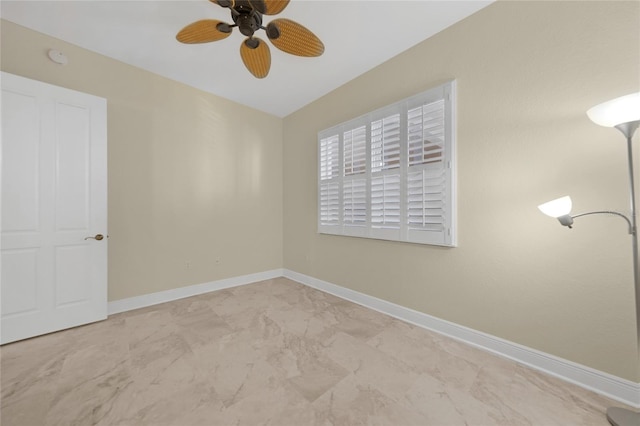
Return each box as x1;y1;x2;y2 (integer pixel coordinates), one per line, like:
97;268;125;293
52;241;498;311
232;5;263;37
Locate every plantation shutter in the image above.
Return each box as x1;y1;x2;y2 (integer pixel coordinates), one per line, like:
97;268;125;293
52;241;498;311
320;133;340;181
342;124;368;236
343;179;367;225
318;132;340;232
407;169;446;229
405;89;453;245
344;125;367;176
371;113;401;173
408;100;444;167
370;112;401;240
319;182;340;225
317;80;456;247
371;175;401;225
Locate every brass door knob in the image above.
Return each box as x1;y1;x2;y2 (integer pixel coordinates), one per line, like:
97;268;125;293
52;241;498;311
84;234;106;241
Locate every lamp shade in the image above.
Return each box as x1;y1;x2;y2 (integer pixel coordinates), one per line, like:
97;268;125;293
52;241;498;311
538;196;572;218
586;92;640;127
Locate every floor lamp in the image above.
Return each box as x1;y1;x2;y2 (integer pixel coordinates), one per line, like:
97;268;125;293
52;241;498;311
538;92;640;426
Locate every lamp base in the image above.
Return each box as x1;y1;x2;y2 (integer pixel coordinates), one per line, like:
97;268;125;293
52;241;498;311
606;407;640;426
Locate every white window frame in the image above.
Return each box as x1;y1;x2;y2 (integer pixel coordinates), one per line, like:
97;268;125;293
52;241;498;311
317;80;457;247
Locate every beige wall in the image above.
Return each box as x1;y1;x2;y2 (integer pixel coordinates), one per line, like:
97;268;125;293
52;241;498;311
1;20;283;302
283;1;640;381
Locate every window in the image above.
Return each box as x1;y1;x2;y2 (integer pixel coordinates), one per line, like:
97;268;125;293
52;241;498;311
318;80;456;246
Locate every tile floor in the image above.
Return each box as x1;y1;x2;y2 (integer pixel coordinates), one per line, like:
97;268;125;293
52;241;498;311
0;277;628;425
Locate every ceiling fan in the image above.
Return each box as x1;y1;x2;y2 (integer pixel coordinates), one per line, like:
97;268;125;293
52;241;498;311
176;0;324;79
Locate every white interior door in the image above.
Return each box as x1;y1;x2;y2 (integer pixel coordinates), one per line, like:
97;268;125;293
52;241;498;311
1;72;107;344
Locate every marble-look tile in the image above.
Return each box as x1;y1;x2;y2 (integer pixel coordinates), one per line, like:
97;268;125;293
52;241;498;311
266;333;349;402
1;278;630;425
403;372;522;425
1;387;52;426
46;362;132;426
211;376;313;426
277;284;337;314
1;338;66;404
111;380;223;426
169;299;235;349
312;373;426;426
322;331;422;398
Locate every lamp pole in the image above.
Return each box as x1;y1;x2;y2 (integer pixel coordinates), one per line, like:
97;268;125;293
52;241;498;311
620;125;640;354
606;121;640;426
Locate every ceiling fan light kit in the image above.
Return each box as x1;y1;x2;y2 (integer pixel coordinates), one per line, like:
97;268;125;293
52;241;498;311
176;0;324;79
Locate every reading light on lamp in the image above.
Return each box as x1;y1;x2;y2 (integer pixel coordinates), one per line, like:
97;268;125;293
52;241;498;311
538;196;573;227
539;92;640;426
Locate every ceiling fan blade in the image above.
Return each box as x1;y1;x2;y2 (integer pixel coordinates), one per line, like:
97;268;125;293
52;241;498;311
248;0;266;14
263;0;289;15
266;19;324;57
240;37;271;78
176;19;232;44
209;0;235;8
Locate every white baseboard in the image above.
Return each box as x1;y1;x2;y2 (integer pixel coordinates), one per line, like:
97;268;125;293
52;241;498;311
107;268;284;315
283;269;640;409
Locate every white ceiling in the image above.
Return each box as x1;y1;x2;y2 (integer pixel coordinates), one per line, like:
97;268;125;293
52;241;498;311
1;0;493;117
